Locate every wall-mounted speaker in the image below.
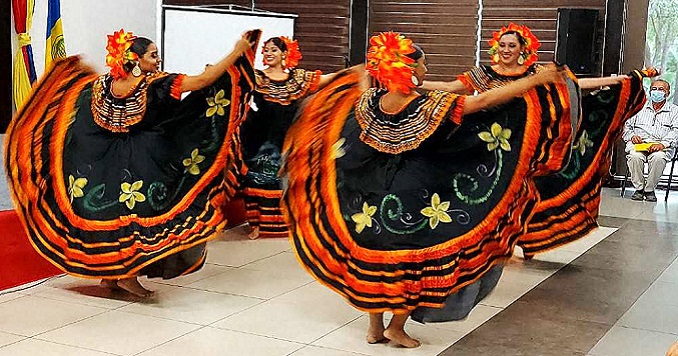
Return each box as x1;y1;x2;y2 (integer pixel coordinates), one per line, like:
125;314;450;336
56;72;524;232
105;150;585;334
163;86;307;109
556;8;600;75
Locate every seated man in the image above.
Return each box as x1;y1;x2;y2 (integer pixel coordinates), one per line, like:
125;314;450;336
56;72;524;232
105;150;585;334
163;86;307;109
622;79;678;201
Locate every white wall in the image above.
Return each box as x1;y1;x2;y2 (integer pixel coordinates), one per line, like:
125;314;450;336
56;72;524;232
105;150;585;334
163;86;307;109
11;0;160;76
163;7;295;75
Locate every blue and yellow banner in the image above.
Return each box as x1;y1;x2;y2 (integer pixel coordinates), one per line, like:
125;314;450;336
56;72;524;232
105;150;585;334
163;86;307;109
45;0;66;69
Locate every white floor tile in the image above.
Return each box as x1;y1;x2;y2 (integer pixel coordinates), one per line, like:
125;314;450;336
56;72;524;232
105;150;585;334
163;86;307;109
618;299;678;334
529;249;582;265
148;263;235;287
212;298;361;343
589;326;678;356
186;267;312;299
205;231;290;267
290;346;370;356
0;331;25;348
599;193;646;219
0;295;106;336
634;281;678;307
0;291;25;304
36;310;200;355
273;282;352;310
0;338;115;356
313;316;466;356
242;251;310;280
118;282;263;325
478;272;541;309
136;327;303;356
27;275;136;309
657;261;678;285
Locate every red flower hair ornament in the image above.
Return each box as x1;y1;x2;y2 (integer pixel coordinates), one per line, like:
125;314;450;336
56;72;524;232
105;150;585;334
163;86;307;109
281;36;302;69
105;29;138;80
488;23;541;67
366;31;417;94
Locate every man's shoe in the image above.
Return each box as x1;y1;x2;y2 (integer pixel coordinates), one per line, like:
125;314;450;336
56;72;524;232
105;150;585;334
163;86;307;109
645;191;657;202
631;190;645;201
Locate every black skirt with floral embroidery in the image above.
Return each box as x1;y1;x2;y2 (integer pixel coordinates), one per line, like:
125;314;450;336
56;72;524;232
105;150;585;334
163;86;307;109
280;70;579;312
236;68;321;238
5;46;258;279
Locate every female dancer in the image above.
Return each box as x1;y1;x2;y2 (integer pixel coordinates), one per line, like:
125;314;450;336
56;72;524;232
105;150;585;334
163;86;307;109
424;23;627;93
423;23;654;259
5;29;260;297
281;31;577;347
238;36;339;239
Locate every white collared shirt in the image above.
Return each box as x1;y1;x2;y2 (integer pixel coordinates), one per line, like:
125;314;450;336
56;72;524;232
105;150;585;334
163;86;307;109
623;100;678;156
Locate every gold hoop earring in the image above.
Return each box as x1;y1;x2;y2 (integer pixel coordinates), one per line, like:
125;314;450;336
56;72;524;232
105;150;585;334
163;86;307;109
517;55;525;66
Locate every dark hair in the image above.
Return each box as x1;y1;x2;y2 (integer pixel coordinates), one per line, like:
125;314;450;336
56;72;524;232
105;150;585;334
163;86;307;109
500;30;527;47
123;37;154;73
264;37;287;52
406;44;424;61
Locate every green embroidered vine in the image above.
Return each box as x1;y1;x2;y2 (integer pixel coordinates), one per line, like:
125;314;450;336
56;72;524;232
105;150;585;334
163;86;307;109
83;184;118;212
452;150;503;205
379;194;428;234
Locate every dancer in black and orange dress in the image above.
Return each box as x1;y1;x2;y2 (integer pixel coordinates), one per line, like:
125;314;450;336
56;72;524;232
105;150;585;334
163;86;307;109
5;29;260;297
281;32;578;347
423;23;654;259
237;36;342;239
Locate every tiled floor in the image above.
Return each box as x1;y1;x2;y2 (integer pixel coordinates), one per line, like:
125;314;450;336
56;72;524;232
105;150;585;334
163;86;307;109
0;206;622;356
1;131;678;356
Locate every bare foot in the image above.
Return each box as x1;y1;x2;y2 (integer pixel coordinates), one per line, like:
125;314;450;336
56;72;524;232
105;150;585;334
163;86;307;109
384;327;421;348
99;279;120;289
366;312;388;344
116;278;154;298
248;227;260;240
366;326;388;344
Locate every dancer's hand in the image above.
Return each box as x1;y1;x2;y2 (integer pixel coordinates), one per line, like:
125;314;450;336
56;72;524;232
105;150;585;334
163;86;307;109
631;135;643;144
234;34;254;55
532;63;566;86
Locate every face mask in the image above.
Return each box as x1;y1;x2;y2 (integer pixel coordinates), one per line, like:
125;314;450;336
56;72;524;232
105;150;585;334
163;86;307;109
649;89;667;103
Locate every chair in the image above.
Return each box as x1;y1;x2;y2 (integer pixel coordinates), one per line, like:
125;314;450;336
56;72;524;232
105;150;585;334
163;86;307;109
620;149;678;202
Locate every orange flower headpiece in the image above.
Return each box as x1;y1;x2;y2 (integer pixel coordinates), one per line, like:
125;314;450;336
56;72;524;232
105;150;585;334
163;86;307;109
488;23;541;67
105;29;138;79
281;36;302;69
366;31;417;93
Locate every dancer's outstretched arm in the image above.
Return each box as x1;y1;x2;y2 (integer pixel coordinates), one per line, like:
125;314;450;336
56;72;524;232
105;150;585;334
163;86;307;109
579;75;629;89
181;33;255;93
421;80;470;94
463;64;565;114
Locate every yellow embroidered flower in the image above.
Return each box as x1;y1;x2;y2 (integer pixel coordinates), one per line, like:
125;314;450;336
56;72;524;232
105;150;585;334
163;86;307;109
183;148;206;175
206;89;231;118
421;193;452;229
478;123;512;151
572;130;593;155
332;137;346;159
119;180;146;210
68;175;88;202
351;202;377;233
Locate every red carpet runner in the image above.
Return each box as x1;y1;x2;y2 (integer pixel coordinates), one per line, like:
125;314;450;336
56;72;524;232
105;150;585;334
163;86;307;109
0;210;62;291
0;199;248;291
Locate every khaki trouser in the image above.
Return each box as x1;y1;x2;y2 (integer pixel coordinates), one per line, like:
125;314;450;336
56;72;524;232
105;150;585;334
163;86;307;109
626;142;671;192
